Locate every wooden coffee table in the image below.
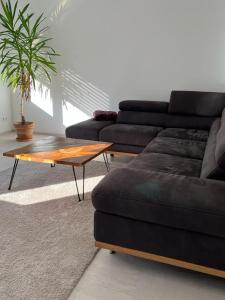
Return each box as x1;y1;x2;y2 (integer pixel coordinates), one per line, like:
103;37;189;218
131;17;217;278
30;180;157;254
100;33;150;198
3;137;112;201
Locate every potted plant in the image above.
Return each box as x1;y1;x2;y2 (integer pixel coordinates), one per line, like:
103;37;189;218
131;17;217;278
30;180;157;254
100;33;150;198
0;0;59;141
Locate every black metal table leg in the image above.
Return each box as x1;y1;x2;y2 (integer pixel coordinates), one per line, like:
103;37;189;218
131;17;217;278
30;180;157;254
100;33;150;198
82;165;85;201
8;159;19;190
103;152;110;172
72;165;85;202
51;163;56;168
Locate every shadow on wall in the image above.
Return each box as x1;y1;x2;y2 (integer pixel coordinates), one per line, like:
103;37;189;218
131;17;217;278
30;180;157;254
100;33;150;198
60;70;110;127
23;0;112;134
30;69;111;132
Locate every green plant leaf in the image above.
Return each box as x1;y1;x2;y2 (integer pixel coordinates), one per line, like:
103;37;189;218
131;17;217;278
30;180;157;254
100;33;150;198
0;0;59;110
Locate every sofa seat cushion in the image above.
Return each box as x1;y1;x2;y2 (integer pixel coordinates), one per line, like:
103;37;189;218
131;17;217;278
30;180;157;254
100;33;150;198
128;153;202;177
65;119;114;140
144;137;206;160
92;168;225;239
158;128;209;142
99;124;162;147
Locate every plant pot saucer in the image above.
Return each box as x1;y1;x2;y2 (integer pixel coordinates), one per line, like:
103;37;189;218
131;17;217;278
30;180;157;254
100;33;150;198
16;137;33;142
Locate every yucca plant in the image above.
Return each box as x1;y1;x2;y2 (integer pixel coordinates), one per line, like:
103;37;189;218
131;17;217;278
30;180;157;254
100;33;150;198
0;0;59;140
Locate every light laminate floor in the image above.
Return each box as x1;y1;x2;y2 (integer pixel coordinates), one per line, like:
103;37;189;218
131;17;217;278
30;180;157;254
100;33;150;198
1;132;225;300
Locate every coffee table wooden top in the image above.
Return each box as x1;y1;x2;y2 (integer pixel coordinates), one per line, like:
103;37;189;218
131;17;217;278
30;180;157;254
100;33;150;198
3;137;112;166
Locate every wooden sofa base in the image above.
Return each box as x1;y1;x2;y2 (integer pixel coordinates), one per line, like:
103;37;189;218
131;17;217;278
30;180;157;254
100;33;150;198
96;241;225;279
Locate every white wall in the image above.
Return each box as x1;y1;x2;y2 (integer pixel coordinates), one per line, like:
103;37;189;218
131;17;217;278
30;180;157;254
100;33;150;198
12;0;225;134
0;85;11;134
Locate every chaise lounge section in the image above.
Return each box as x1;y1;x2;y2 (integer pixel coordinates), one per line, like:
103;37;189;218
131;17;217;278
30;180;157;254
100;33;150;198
66;91;225;277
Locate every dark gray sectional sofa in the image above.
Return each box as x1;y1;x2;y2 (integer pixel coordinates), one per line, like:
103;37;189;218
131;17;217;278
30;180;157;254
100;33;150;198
66;91;225;277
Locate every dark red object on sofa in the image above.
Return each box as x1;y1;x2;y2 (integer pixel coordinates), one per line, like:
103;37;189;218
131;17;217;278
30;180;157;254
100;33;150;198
93;110;117;121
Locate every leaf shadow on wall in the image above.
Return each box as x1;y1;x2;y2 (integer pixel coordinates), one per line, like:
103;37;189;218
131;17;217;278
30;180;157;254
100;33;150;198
29;0;112;132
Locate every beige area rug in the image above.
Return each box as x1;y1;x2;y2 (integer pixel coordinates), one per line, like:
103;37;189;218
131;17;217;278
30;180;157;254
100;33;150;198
0;159;121;300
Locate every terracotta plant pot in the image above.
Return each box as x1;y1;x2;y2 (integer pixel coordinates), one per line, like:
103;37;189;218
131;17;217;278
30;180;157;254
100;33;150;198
14;122;35;142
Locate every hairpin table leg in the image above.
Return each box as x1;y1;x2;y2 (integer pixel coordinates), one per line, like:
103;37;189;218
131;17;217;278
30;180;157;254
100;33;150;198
103;152;110;172
8;159;19;190
72;165;85;201
82;165;85;201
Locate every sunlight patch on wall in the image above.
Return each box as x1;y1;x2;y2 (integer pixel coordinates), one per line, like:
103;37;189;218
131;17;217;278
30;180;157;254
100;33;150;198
61;70;110;118
31;81;53;116
51;0;71;21
62;100;89;127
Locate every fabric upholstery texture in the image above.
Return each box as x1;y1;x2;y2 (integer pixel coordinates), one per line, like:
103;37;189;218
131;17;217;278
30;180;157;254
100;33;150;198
165;114;215;130
92;168;225;239
119;100;169;113
116;111;167;126
128;153;202;177
109;143;144;154
158;128;209;142
93;110;117;121
201;119;225;180
65;94;225;271
117;111;214;129
215;109;225;168
65;119;114;140
169;90;225;117
89;94;225;272
94;211;225;270
145;137;206;160
99;124;162;147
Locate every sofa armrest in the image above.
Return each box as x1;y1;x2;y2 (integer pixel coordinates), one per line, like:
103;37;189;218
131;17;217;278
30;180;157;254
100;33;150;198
92;168;225;238
65;119;114;140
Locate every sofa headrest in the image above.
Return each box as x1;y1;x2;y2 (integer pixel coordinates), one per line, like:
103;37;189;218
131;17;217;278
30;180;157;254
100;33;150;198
119;100;169;113
169;91;225;117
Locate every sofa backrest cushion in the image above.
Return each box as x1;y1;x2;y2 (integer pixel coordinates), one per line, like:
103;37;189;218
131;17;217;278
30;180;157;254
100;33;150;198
117;111;215;129
165;114;215;130
169;91;225;117
119;100;169;113
201;118;225;180
215;109;225;168
117;111;167;126
117;100;168;126
117;97;217;129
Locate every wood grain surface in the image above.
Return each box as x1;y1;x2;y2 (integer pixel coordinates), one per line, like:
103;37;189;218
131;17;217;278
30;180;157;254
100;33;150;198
3;137;112;166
